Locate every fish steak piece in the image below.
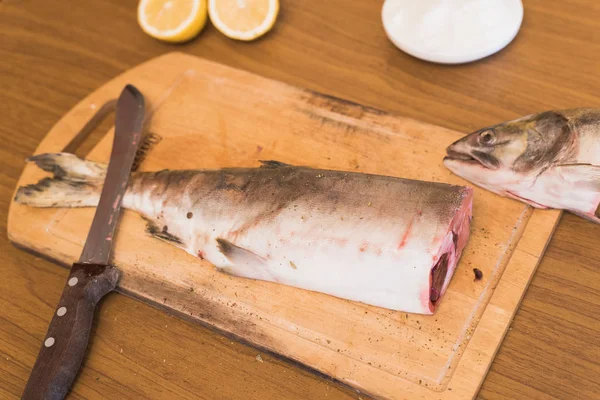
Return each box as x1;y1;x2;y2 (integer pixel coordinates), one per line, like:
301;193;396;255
15;153;473;314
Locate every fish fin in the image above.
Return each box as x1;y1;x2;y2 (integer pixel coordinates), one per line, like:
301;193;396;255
27;153;107;181
14;153;106;207
556;164;600;190
215;238;272;279
145;220;184;246
132;133;162;172
259;160;291;169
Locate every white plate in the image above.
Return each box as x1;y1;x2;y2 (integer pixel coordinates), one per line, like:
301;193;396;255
382;0;524;64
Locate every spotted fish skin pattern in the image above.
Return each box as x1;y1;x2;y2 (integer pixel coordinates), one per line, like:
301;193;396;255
15;153;473;314
444;108;600;224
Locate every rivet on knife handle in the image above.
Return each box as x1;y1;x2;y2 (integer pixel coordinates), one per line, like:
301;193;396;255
22;84;145;400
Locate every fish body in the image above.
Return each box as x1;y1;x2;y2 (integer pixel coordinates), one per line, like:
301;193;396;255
443;108;600;223
15;153;473;314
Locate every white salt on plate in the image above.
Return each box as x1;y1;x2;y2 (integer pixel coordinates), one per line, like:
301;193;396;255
382;0;524;64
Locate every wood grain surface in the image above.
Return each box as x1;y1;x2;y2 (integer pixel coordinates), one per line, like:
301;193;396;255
6;52;563;399
0;1;599;399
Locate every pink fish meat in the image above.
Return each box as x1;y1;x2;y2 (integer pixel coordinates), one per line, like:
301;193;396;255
15;153;473;314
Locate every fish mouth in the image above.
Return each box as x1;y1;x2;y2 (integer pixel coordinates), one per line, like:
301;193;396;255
444;148;500;170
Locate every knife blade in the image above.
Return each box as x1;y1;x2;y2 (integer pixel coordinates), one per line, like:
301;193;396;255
21;84;145;400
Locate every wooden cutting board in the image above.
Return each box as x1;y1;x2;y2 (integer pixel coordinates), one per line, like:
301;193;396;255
7;52;561;400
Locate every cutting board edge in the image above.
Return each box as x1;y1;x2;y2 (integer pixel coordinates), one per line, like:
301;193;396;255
5;52;565;400
447;208;562;399
116;281;380;399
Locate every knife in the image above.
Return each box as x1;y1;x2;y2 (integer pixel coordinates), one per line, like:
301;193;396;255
21;84;145;400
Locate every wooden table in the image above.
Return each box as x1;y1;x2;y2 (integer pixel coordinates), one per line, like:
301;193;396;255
1;1;598;399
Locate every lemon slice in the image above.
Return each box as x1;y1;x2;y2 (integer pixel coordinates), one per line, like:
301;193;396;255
138;0;208;43
208;0;279;41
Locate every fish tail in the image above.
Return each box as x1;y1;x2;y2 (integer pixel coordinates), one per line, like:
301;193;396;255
14;153;107;207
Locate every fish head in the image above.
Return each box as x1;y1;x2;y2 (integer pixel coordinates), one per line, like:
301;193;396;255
443;111;573;194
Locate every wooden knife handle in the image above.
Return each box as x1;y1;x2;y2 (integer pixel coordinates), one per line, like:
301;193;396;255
22;263;120;400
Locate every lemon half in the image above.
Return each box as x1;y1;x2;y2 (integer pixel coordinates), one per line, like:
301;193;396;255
138;0;208;43
208;0;279;41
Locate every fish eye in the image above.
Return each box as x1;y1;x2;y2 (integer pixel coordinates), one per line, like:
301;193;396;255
479;130;495;145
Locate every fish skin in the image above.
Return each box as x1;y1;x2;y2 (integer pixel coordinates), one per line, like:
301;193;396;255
15;153;473;314
443;108;600;224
